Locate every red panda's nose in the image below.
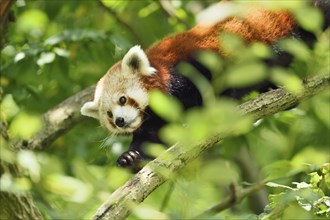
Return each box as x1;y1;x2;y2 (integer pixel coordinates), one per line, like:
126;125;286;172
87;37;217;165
115;117;125;127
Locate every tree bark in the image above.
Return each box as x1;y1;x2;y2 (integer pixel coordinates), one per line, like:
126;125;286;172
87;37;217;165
1;125;43;219
0;192;43;220
91;73;329;220
15;85;95;151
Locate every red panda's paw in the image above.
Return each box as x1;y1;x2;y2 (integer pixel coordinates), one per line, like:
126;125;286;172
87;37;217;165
116;150;143;171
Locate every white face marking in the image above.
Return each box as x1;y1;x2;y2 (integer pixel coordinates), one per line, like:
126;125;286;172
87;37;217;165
97;69;149;134
81;45;156;135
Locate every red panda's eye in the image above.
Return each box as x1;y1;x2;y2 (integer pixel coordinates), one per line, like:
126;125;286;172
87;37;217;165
107;111;113;118
119;96;127;105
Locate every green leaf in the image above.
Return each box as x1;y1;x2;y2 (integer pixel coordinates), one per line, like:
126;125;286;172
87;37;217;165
149;90;183;122
144;143;166;158
131;204;169;220
312;91;330;128
17;150;40;182
9;112;42;139
291;147;329;167
266;182;293;190
279;39;311;62
250;42;272;59
221;32;245;56
292;182;312;189
177;62;216;104
37;52;56;66
138;2;159;17
225;62;267;88
106;167;131;190
14;52;26;63
294;7;323;33
194;51;223;74
44;174;92;202
263;160;302;181
309;172;322;187
16;9;49;37
282;203;312;219
0;94;20;121
159;123;185;145
271;67;303;95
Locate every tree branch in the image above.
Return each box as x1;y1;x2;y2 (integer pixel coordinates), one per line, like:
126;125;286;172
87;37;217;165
238;74;330;120
91;73;330;220
15;85;95;151
1;123;43;219
0;191;43;220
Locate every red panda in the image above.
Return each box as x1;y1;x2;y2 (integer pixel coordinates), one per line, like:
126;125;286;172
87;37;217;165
81;1;329;171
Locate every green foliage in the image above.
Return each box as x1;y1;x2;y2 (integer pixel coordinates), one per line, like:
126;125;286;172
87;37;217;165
1;1;329;219
262;164;330;219
294;6;324;34
160;99;253;147
149;90;183;123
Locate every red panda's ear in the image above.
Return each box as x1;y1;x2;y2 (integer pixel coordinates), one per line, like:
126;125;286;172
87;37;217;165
81;101;99;119
121;45;157;76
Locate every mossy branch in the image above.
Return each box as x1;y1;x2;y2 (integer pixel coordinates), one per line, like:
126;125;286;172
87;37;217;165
91;73;330;220
15;85;95;151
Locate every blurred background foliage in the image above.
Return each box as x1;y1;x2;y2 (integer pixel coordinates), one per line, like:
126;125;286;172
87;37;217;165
0;0;329;219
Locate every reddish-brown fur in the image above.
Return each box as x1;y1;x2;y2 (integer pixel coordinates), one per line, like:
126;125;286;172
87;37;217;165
144;8;295;91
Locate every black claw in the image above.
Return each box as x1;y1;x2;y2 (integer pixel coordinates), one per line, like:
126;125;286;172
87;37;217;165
128;150;140;159
117;150;142;167
117;158;128;167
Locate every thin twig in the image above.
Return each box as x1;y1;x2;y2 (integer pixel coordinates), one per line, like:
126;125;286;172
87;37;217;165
234;146;268;213
0;121;10;141
194;181;266;219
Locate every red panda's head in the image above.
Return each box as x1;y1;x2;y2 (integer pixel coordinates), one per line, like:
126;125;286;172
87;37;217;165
81;45;157;134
